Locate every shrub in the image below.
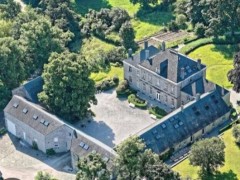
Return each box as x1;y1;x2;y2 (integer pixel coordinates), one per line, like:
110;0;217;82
176;14;187;29
232;124;240;145
0;128;6;136
32;141;38;150
159;148;174;161
168;20;179;32
116;80;130;97
96;78;118;92
149;106;167;119
128;94;147;109
194;23;206;38
113;75;119;85
46;148;56;156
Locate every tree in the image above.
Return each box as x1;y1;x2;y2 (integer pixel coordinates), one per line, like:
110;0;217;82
232;124;240;144
0;0;21;19
189;137;225;174
38;51;97;121
228;52;240;92
115;136;179;179
129;0;158;8
119;21;136;51
0;19;12;38
0;80;11;110
76;153;110;180
16;12;73;74
35;171;56;180
194;23;206;38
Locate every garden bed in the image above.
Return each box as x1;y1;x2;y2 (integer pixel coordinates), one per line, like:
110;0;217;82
148;106;167;119
128;94;147;109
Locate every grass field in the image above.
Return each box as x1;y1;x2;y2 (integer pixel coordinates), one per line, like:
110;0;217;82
91;66;124;83
189;44;238;89
71;0;174;40
173;129;240;180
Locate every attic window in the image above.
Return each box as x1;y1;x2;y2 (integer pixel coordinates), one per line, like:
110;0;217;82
174;124;179;129
22;108;28;114
152;130;157;134
13;102;19;108
192;106;197;111
214;99;219;104
33;114;38;120
161;123;166;129
40;119;45;124
103;157;109;162
195;111;201;116
79;142;85;148
156;135;161;140
44;121;49;127
205;105;209;110
83;144;89;150
179;121;184;126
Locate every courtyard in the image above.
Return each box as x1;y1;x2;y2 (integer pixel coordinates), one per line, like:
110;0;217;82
75;89;156;147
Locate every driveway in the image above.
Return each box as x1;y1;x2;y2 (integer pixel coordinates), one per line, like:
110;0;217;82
75;90;155;147
0;134;75;180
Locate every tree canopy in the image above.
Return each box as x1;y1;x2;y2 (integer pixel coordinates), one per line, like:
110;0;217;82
76;153;110;180
0;0;21;20
228;52;240;92
189;137;225;174
38;51;97;121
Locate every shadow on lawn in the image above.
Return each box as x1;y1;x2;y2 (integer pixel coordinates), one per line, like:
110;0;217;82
135;6;174;26
72;0;112;16
211;44;239;60
199;170;238;180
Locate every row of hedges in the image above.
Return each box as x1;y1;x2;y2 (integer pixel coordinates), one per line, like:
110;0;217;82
149;106;167;119
219;119;240;134
180;35;240;54
128;94;148;109
96;76;119;92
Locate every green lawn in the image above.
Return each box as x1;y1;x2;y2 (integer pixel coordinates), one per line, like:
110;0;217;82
80;37;115;60
91;66;124;83
173;129;240;180
71;0;174;40
189;44;238;88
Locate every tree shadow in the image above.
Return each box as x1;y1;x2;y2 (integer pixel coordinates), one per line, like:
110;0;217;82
210;44;239;60
135;6;174;26
71;0;112;16
199;170;238;180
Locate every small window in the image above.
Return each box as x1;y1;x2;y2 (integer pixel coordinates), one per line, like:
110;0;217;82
129;76;132;83
13;102;19;108
150;87;152;94
33;114;38;120
202;128;205;135
22;108;28;114
190;136;193;142
54;137;58;142
129;66;132;72
137;70;140;76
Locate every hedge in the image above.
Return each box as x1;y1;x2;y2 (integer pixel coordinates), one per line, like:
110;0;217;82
128;94;147;109
149;106;167;119
180;35;240;55
219;119;240;134
96;77;119;92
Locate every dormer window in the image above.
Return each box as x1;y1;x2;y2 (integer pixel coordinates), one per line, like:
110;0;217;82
22;108;28;114
13;102;19;108
129;66;132;72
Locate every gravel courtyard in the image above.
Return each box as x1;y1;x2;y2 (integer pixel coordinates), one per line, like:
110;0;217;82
76;90;156;147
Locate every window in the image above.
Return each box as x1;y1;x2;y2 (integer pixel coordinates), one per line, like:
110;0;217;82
157;79;160;86
150;87;152;94
165;95;168;103
137;70;140;76
164;83;168;91
143;83;146;91
171;86;174;94
171;98;174;106
202;128;205;135
136;80;140;88
142;71;146;80
148;74;152;83
54;137;58;142
129;66;132;72
190;136;193;142
129;76;132;83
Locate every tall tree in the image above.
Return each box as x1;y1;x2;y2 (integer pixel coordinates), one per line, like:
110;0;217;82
0;0;21;20
119;21;136;51
76;153;111;180
228;52;240;92
38;51;97;121
16;11;73;74
189;137;225;175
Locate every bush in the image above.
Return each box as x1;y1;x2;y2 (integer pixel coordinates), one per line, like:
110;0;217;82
194;23;206;38
0;128;6;136
128;94;147;109
46;148;56;156
180;35;240;54
149;106;167;119
176;14;187;29
159;148;174;161
232;124;240;145
32;141;38;150
96;78;119;92
219;118;240;134
113;75;119;84
116;80;129;97
168;20;179;32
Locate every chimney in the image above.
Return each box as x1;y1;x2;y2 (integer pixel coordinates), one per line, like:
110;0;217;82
145;50;150;60
196;93;201;101
162;41;166;51
197;59;201;70
180;67;185;79
144;40;148;49
128;48;133;58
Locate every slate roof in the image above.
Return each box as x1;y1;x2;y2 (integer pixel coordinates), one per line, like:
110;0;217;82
138;89;231;154
182;78;229;97
71;132;116;161
124;47;206;83
124;45;160;67
4;95;63;135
